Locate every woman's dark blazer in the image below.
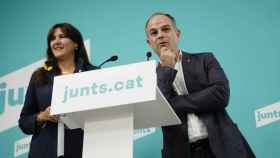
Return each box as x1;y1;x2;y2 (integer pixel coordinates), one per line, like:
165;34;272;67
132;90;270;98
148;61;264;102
19;59;97;158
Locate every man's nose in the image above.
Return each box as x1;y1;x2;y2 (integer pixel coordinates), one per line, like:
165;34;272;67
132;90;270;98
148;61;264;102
157;31;164;39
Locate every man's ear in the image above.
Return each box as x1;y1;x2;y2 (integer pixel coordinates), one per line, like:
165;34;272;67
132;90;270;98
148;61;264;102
176;29;181;38
146;39;151;47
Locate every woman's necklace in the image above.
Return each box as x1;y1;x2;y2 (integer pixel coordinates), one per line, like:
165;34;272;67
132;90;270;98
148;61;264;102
61;71;73;75
61;68;74;75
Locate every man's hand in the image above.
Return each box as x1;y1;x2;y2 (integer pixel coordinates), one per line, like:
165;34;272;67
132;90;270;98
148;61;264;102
159;47;178;68
37;106;59;124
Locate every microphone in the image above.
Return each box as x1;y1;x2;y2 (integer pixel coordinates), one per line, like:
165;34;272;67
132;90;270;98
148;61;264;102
146;51;152;61
98;55;118;68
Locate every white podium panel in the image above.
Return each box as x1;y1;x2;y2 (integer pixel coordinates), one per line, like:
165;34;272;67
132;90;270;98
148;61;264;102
51;61;156;115
51;61;181;158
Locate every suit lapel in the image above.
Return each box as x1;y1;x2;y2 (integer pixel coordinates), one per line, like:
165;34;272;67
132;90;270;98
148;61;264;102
181;52;193;92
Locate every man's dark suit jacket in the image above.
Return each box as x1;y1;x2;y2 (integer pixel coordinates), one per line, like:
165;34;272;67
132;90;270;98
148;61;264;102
157;52;255;158
18;59;97;158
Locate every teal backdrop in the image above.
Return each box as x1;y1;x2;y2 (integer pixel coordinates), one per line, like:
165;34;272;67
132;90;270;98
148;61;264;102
1;0;280;158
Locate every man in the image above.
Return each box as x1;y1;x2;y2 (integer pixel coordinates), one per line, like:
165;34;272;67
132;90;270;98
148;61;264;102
145;12;255;158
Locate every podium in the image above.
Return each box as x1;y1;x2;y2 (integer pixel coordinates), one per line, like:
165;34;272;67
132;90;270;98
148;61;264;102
50;61;181;158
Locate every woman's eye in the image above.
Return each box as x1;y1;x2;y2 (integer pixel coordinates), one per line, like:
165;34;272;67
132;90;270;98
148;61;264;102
59;34;67;38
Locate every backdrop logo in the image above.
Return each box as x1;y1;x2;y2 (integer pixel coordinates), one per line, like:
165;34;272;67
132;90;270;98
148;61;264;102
0;82;26;115
133;128;156;140
0;40;90;133
255;101;280;127
0;60;44;132
14;136;32;157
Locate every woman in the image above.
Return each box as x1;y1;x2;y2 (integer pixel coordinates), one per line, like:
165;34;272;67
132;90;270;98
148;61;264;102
18;23;97;158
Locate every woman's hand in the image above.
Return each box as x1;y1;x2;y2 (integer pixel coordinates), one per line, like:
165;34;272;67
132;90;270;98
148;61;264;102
36;106;59;124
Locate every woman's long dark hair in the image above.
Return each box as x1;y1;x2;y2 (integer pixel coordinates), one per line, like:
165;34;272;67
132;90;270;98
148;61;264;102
34;23;90;85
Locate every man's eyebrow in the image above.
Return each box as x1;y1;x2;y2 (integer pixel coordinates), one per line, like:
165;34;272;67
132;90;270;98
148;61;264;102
150;24;171;30
161;24;171;28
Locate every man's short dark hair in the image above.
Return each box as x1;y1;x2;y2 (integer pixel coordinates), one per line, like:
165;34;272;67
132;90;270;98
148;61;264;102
145;12;178;33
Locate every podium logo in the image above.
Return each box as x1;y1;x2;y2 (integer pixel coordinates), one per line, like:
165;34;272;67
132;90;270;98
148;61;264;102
61;75;144;103
255;101;280;127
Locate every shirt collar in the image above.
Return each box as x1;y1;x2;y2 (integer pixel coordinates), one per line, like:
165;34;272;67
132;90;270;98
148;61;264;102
177;49;183;62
